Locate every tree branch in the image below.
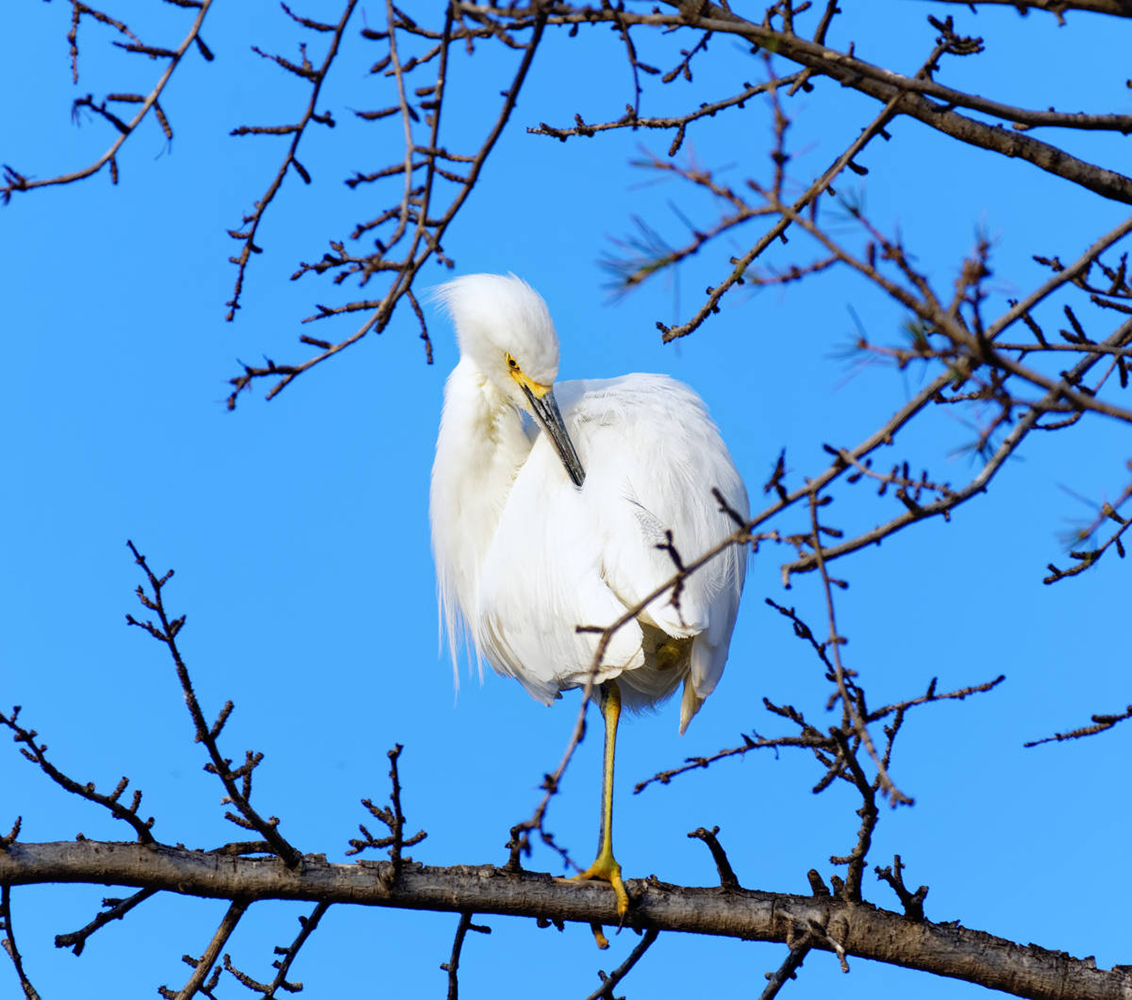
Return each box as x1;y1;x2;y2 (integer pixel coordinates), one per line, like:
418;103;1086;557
1;0;214;203
3;841;1131;1000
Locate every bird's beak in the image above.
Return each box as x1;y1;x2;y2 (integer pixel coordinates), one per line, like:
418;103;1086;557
521;382;585;488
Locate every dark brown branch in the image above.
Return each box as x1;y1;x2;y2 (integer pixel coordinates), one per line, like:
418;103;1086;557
2;0;214;203
1043;478;1132;583
67;3;139;83
682;2;1132;203
4;842;1131;1000
226;0;359;320
440;912;490;1000
634;723;830;794
220;901;324;999
759;944;811;1000
229;901;331;999
528;74;804;153
636;670;1003;794
228;3;547;406
346;745;427;868
162;899;248;1000
0;884;39;1000
874;855;928;921
657;48;919;340
55;888;157;956
809;493;909;810
687;826;740;889
124;542;302;867
781;317;1132;577
927;0;1132;19
1024;704;1132;747
583;927;661;1000
0;707;156;843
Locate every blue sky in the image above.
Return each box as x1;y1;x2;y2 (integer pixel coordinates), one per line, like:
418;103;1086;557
3;2;1130;997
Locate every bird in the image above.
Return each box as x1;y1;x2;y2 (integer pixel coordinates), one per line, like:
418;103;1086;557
430;274;748;922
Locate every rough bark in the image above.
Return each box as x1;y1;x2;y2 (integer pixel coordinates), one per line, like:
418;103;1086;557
4;840;1131;1000
662;1;1132;205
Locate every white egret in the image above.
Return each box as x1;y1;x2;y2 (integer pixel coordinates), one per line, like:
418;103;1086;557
430;274;748;919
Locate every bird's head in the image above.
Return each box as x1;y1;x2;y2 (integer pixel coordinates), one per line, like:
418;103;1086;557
435;274;585;487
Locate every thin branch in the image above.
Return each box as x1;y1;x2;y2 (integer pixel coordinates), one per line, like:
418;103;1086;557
658;47;923;340
165;899;249;1000
2;1;214;203
809;491;910;809
528;74;804;153
0;707;156;843
226;0;359;320
0;884;40;1000
228;3;548;406
874;855;928;921
346;744;427;868
676;2;1132;201
218;900;329;999
687;826;740;889
636;671;1003;794
54;888;157;956
1024;704;1132;747
124;542;302;867
440;912;490;1000
582;928;661;1000
780;318;1132;576
759;944;811;1000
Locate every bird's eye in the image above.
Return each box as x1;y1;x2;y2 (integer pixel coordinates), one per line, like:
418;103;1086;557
506;354;519;370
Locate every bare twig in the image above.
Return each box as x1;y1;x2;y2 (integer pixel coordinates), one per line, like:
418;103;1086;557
808;492;910;809
440;912;491;1000
162;899;249;1000
124;542;301;866
2;1;214;203
688;826;740;889
226;0;359;319
0;884;40;1000
260;902;330;999
875;855;928;921
55;888;157;956
759;943;811;1000
0;707;155;843
582;927;661;1000
346;745;427;872
1024;704;1132;747
227;3;548;406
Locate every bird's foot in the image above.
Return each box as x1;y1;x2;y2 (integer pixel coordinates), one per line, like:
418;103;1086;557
572;850;630;919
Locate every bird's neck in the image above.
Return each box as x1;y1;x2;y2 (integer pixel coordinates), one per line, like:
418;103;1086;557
431;359;531;629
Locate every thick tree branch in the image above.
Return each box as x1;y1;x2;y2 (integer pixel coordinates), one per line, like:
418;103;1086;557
679;2;1132;203
3;841;1130;1000
490;1;1132;204
926;0;1132;19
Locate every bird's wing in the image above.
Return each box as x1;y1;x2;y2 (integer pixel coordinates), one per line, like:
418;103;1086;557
563;374;747;624
475;374;747;713
475;430;647;702
561;375;749;726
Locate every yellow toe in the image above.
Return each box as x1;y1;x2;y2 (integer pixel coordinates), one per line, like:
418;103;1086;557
573;851;629;917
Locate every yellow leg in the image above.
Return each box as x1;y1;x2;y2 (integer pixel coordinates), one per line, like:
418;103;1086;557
572;681;630;921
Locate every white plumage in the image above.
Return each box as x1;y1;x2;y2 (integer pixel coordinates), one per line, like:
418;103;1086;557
429;274;748;735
